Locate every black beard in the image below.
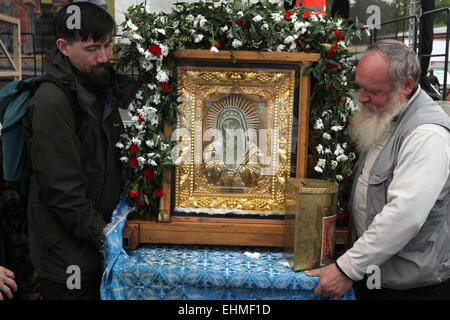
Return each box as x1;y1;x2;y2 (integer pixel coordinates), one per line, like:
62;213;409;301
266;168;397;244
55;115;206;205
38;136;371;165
86;66;112;87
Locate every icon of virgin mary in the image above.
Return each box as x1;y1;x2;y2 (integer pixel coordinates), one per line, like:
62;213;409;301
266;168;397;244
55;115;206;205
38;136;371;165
203;94;262;187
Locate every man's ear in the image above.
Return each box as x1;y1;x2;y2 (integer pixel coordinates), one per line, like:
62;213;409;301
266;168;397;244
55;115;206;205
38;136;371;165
56;38;70;57
401;76;415;96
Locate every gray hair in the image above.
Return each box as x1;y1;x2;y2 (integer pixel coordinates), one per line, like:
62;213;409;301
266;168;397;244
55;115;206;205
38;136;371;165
367;39;421;89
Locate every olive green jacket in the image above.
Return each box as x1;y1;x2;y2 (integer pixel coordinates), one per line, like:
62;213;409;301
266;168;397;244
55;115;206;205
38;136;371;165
23;48;137;284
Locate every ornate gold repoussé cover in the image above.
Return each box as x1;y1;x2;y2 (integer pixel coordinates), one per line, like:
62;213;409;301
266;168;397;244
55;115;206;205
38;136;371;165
174;65;296;216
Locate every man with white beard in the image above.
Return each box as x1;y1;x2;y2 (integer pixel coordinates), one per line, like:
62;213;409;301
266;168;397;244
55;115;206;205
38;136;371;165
305;40;450;300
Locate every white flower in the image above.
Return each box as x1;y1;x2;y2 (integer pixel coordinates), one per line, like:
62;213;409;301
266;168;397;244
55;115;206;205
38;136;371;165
284;36;295;44
126;20;138;32
210;46;219;54
271;13;283;23
131;137;142;146
253;15;263;22
146;140;155;148
316;144;324;154
294;21;304;32
336;175;344;181
232;39;243;48
116;142;124;149
317;158;326;168
336;154;349;162
314;166;323;173
237;11;244;17
262;23;269;30
142;60;153;71
331;125;343;132
131;33;143;42
120;156;128;163
155;28;166;35
314;119;324;130
334;144;345;156
276;44;285;52
137;156;146;167
348;152;356;161
147;159;157;166
324;148;331;154
156;68;169;83
221;25;229;32
331;160;338;169
152;92;161;104
198;17;208;28
160;143;169;151
186;14;195;22
314;158;326;173
160;44;169;57
322;132;331;140
194;34;204;43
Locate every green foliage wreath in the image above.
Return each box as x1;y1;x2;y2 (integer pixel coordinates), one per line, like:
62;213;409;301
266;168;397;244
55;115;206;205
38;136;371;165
115;0;357;224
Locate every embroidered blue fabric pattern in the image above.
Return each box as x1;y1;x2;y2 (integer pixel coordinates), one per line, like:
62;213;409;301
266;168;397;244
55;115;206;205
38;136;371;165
100;199;355;300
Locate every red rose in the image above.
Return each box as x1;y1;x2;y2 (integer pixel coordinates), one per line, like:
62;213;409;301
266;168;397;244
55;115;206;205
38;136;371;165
148;44;162;56
154;189;164;198
159;81;171;93
214;43;221;49
143;168;154;182
129;143;138;155
284;10;291;20
129;188;139;199
128;156;136;168
235;17;243;26
138;114;144;123
137;19;143;25
328;83;335;90
326;63;338;70
328;42;338;58
334;30;343;41
347;119;353;127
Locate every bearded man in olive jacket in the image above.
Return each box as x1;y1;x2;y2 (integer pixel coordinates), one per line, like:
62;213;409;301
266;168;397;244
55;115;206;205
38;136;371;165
23;3;138;299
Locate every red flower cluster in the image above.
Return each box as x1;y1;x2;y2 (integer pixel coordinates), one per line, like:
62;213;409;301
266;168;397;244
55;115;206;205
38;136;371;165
129;143;138;155
143;168;154;182
159;81;171;93
328;42;338;58
284;10;292;20
326;63;338;70
334;30;343;41
235;17;243;26
154;189;164;198
128;156;136;168
129;189;139;199
148;44;162;56
214;43;221;49
347;118;353;127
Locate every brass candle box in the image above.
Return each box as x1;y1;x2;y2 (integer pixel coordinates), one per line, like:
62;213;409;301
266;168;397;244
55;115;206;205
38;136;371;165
284;178;339;271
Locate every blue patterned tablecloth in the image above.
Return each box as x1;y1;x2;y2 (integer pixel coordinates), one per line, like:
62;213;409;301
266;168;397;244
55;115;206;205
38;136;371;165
100;199;355;300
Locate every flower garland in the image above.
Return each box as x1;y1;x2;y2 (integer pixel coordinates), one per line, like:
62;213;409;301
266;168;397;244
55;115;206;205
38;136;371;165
115;0;357;223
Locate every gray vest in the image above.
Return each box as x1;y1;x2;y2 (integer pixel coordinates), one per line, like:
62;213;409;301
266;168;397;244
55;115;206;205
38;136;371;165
349;90;450;289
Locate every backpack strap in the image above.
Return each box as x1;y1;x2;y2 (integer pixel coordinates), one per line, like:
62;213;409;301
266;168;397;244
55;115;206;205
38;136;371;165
37;75;83;132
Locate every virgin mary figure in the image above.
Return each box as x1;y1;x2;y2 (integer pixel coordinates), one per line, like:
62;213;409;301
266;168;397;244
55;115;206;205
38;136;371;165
203;94;262;187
